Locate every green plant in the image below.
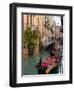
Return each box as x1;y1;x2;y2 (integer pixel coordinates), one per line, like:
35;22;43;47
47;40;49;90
24;27;40;55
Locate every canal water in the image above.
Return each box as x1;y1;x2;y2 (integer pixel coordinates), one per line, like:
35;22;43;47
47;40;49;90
22;49;50;75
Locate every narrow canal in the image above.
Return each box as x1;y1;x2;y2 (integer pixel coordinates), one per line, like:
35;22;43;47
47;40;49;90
22;49;50;75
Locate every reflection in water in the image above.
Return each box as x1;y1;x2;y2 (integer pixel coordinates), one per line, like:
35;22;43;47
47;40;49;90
22;49;50;75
